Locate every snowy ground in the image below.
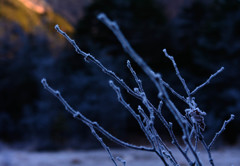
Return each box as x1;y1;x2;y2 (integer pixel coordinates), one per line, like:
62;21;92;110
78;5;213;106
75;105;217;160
0;146;239;166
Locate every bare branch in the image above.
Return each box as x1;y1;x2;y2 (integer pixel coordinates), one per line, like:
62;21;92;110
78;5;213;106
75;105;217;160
163;49;190;97
191;67;224;95
55;25;141;101
89;126;118;166
199;137;214;166
127;60;144;92
162;81;187;103
116;157;126;166
208;114;235;149
41;12;235;166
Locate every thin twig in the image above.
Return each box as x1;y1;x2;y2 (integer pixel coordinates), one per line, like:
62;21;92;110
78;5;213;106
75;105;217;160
89;126;118;166
116;157;126;166
163;49;191;97
208;114;235;149
55;25;141;101
162;81;188;103
199;138;214;166
199;114;235;166
127;60;144;92
191;67;224;95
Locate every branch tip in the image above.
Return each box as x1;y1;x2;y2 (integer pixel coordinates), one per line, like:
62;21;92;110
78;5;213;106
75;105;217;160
41;78;46;84
97;13;106;20
55;24;60;30
109;80;114;85
41;78;48;88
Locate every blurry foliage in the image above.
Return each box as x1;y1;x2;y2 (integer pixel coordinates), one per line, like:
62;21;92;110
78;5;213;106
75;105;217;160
0;0;73;33
0;0;239;149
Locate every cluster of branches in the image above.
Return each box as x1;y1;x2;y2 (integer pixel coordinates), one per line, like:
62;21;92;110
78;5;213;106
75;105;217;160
41;13;234;166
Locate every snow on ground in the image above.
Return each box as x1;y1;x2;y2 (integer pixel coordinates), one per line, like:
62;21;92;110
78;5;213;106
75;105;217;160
0;146;239;166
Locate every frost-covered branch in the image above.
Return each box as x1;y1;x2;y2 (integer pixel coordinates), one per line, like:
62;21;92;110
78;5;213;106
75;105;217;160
208;114;235;149
127;60;144;93
163;49;191;97
55;25;140;101
41;12;235;166
191;67;224;95
89;126;118;166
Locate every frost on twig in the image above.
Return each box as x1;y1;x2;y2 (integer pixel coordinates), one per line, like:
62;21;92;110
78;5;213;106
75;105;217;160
208;114;235;149
116;157;126;166
42;13;235;166
163;49;190;96
191;67;224;95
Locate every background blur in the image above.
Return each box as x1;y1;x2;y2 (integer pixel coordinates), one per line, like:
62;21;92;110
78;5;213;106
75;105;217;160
0;0;239;151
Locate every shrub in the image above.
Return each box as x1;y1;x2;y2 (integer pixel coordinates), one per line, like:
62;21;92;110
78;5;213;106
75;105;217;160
42;13;234;166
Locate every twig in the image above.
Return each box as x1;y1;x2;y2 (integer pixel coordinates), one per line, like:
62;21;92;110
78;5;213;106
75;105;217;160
89;126;118;166
163;49;191;97
162;81;188;104
199;138;215;166
208;114;235;149
54;25;141;101
191;67;224;95
127;60;144;93
198;115;235;166
116;157;126;166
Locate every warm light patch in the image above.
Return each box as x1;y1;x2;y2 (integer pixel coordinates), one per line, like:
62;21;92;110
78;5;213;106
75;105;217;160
17;0;48;14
